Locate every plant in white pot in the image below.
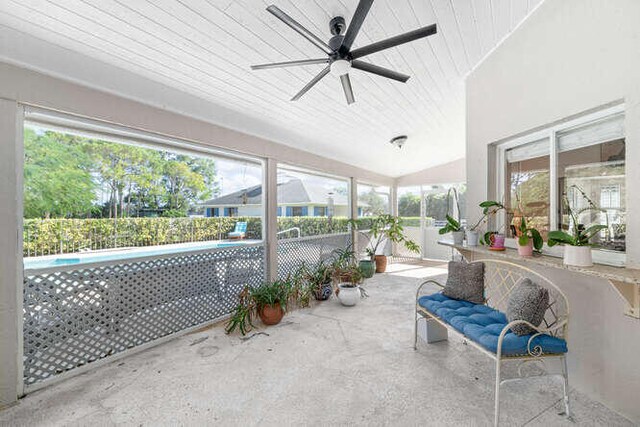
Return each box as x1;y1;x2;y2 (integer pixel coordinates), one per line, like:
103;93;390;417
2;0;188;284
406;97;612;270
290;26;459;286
438;215;464;245
467;200;506;246
547;194;608;267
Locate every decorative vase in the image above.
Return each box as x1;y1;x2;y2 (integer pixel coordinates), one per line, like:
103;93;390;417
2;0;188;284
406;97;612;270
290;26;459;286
517;240;533;257
337;284;361;306
563;246;592;267
359;259;375;278
466;230;479;246
452;231;464;245
258;304;284;325
374;255;387;273
313;281;333;301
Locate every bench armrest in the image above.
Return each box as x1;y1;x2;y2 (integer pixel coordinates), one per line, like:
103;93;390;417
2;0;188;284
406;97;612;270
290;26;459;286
496;319;568;357
415;279;445;301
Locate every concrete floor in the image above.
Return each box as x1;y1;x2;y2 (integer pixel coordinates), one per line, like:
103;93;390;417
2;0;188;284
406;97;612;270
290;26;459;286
0;261;633;426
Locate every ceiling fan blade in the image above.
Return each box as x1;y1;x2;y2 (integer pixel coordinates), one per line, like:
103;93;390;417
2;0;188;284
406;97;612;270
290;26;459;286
291;66;330;101
267;5;333;54
339;0;374;55
350;23;437;59
340;74;355;105
251;58;329;70
351;60;409;82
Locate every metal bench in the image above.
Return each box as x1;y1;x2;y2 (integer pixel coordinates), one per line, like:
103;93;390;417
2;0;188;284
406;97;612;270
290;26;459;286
414;259;570;426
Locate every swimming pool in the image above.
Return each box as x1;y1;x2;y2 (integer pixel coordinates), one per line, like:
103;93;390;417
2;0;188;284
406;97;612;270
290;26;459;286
23;240;261;270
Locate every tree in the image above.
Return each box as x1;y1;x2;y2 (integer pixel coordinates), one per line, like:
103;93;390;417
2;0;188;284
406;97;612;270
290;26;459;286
161;154;219;216
398;193;420;217
358;189;387;216
23;129;96;218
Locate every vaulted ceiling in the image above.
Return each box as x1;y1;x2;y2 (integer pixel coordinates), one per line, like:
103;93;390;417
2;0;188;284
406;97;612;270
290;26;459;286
0;0;541;177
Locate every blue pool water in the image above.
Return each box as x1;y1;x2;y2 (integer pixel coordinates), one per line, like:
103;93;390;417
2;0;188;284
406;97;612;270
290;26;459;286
24;240;255;270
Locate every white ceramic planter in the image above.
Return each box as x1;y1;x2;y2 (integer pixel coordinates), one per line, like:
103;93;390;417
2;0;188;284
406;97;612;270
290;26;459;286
465;230;479;246
563;245;593;267
452;231;464;245
337;284;361;306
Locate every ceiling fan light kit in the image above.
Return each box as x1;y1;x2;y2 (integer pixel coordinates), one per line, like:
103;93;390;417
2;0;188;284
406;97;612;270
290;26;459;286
390;135;408;149
251;0;437;105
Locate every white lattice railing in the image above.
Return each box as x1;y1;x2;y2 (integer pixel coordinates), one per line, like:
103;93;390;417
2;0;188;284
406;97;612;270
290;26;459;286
277;232;352;279
22;243;264;388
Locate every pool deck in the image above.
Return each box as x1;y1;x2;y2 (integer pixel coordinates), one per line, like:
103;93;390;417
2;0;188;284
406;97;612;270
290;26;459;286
1;260;633;426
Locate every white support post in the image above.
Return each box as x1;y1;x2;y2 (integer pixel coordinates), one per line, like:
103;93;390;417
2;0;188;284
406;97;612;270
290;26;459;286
390;182;398;256
265;158;278;281
349;177;358;252
0;100;23;406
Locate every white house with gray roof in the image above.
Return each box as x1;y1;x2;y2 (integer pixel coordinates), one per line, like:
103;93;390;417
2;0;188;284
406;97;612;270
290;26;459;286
201;178;359;217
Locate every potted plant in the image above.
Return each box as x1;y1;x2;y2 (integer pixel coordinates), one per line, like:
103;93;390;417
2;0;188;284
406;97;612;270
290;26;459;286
335;264;365;307
353;215;419;273
438;215;464;245
359;249;375;279
466;200;506;247
514;217;543;257
547;193;608;267
437;188;464;245
225;279;292;335
304;260;333;301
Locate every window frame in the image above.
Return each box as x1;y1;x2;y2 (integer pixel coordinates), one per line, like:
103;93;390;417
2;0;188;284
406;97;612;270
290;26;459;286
495;103;626;266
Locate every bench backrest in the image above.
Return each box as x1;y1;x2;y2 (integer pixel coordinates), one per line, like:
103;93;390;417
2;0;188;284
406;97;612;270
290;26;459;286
472;259;570;341
234;222;247;233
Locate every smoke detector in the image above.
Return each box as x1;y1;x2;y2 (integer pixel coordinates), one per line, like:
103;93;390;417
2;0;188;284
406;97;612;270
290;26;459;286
389;135;407;149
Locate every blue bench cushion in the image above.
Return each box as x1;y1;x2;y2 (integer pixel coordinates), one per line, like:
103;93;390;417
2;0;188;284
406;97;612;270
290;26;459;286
418;293;567;356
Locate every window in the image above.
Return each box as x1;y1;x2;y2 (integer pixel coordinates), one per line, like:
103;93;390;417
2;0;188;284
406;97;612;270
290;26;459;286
397;186;421;227
314;206;327;217
558;138;625;251
496;106;626;263
22;120;264;259
277;166;349;236
505;140;550;238
226;207;239;217
423;183;467;227
357;184;390;217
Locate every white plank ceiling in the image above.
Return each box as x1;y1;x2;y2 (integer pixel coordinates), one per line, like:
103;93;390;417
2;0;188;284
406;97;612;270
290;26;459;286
0;0;541;177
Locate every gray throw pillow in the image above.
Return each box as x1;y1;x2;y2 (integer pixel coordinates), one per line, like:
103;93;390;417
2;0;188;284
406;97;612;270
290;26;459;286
506;278;549;336
442;261;485;304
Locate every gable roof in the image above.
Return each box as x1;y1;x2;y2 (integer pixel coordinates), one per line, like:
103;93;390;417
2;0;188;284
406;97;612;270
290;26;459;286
201;178;349;207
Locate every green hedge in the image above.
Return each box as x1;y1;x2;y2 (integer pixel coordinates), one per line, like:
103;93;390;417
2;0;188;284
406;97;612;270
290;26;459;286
23;216;378;257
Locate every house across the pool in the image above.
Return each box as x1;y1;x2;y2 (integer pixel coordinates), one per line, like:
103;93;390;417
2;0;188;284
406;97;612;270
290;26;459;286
201;177;360;217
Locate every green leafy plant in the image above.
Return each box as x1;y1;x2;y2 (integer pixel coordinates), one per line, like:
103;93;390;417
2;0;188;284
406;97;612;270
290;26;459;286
352;214;419;259
225;279;293;336
438;215;462;235
437;188;464;236
515;217;543;252
548;194;608;247
302;260;332;298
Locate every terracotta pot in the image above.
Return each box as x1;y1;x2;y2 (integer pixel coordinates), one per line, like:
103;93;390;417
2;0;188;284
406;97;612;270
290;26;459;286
374;255;387;273
258;304;284;325
517;240;533;257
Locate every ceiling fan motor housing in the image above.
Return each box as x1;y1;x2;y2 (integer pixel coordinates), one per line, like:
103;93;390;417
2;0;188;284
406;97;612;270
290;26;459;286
329;16;346;35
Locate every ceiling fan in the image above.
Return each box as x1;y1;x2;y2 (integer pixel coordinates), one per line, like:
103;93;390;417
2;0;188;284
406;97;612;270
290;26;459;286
251;0;437;105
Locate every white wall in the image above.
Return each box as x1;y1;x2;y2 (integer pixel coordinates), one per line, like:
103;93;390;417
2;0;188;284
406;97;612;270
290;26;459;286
467;0;640;420
396;158;466;187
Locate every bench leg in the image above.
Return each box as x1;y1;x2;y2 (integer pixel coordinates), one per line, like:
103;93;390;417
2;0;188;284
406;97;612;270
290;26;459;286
494;357;501;427
413;307;418;350
561;355;571;418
